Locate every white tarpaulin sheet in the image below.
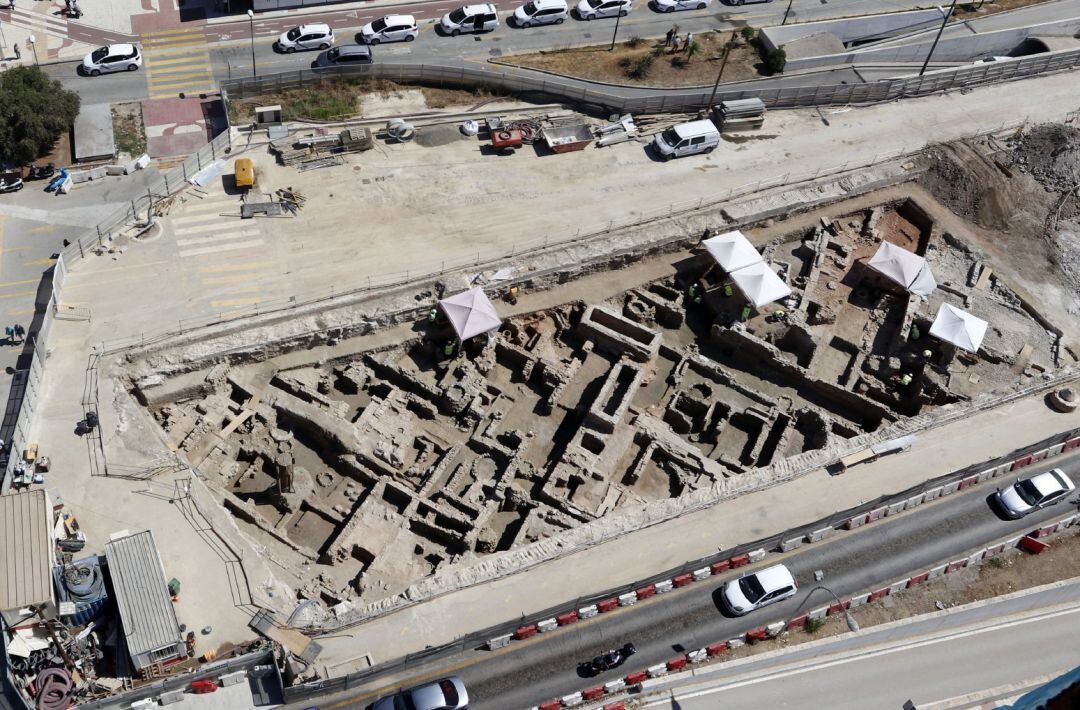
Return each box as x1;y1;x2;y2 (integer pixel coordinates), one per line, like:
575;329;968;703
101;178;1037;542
188;159;225;187
929;303;987;353
867;241;936;297
439;287;502;340
703;230;763;273
729;261;792;309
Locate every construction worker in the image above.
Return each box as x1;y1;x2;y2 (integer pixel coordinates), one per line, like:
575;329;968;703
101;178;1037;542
773;309;786;322
506;286;519;305
922;349;932;360
443;341;456;358
741;305;752;321
899;373;913;386
687;283;702;305
910;324;921;340
723;284;733;297
427;308;438;323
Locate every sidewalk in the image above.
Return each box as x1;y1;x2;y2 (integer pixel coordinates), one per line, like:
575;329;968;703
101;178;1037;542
312;390;1080;670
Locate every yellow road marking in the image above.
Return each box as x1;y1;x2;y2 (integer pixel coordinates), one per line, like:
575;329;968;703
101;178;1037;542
144;54;215;68
6;308;34;316
25;257;57;267
29;224;56;233
0;290;37;300
142;39;208;51
0;277;44;288
144;27;205;37
147;70;215;84
198;260;275;274
0;246;31;253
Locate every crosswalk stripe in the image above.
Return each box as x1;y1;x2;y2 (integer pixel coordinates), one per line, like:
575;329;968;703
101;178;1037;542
176;230;261;247
198;260;276;274
179;239;265;258
171;211;237;226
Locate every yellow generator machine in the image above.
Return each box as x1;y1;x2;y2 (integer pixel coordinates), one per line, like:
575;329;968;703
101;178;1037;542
234;158;255;189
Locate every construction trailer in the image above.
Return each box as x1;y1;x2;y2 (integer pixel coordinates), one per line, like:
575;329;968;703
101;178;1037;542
0;490;56;629
104;531;185;675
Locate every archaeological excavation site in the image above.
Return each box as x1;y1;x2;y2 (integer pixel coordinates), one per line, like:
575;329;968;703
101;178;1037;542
110;125;1079;629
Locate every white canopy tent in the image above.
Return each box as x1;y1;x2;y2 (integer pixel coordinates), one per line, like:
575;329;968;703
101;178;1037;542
438;287;502;340
929;303;988;353
703;230;764;273
728;261;793;309
867;242;937;297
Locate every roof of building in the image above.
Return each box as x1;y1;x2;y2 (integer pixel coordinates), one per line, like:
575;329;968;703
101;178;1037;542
104;530;182;658
0;490;55;612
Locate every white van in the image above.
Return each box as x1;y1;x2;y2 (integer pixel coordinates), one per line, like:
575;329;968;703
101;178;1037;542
653;119;720;159
441;4;500;35
514;0;569;27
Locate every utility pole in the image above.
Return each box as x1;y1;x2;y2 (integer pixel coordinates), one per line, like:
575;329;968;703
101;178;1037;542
919;0;958;77
782;0;794;25
27;32;36;65
609;6;624;51
706;29;738;112
247;9;257;78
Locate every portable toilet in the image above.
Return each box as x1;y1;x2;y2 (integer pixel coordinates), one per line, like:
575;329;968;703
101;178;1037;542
234;158;255;189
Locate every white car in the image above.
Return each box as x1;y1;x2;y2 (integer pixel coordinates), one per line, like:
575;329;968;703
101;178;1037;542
277;23;335;53
514;0;569;27
994;468;1075;519
82;44;142;76
576;0;631;19
360;15;420;44
720;564;798;616
440;4;500;36
653;0;710;11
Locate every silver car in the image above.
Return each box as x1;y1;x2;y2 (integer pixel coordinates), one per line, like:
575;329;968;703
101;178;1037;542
371;677;469;710
994;468;1075;519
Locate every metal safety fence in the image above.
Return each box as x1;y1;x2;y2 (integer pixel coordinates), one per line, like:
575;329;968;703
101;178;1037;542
221;46;1080;114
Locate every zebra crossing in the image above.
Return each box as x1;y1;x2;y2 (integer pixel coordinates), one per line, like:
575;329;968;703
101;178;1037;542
141;28;216;100
170;194;264;259
167;192;280;309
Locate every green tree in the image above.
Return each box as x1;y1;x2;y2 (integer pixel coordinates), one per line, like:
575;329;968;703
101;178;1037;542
764;47;787;75
0;66;81;165
685;40;700;64
740;25;756;42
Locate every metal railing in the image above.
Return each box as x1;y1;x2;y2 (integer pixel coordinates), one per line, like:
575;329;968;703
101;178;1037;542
220;46;1080;114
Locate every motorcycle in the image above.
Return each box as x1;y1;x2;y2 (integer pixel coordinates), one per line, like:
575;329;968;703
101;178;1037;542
26;163;55;181
582;642;637;676
0;176;24;194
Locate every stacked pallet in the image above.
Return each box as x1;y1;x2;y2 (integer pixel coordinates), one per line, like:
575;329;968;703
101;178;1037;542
714;98;766;132
269;140;312;166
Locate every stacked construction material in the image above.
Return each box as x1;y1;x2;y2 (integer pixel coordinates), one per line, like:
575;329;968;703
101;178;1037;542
714;98;766;132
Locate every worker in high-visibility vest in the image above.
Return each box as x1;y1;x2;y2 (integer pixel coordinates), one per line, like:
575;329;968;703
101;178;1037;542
900;373;913;386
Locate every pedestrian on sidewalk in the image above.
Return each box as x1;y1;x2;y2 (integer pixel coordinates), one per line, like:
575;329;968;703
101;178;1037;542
13;44;20;60
684;32;693;52
665;27;675;47
14;324;24;343
672;35;682;54
4;326;12;345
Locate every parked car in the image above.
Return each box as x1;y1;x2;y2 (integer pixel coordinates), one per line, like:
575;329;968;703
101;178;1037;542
720;564;798;616
315;44;374;68
360;15;420;44
994;468;1075;519
653;119;720;159
277;23;335;53
513;0;569;26
82;44;142;76
371;677;469;710
652;0;711;11
440;4;500;36
576;0;630;19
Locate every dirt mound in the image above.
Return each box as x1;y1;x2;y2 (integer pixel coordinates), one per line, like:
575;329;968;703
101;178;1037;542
1012;123;1080;192
919;144;1023;232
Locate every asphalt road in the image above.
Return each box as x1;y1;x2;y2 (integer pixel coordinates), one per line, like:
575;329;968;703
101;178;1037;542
300;454;1080;710
43;0;943;105
637;578;1080;709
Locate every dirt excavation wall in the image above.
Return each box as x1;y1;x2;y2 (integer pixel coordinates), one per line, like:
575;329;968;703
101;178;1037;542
109;130;1080;630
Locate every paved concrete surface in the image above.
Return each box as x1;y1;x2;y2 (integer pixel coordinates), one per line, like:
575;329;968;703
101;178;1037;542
636;577;1080;710
142;97;226;157
295;452;1080;709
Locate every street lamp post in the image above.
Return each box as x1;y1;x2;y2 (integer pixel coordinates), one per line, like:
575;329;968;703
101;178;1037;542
782;0;794;26
784;586;860;634
27;32;37;65
246;9;257;79
609;7;624;51
919;0;958;77
706;29;738;112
